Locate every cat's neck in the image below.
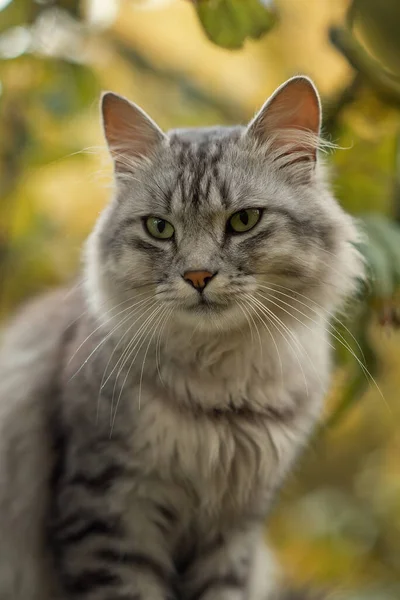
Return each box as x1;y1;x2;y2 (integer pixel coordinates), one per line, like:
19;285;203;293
79;288;328;416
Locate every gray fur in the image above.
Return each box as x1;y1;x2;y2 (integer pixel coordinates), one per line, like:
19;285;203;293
0;77;363;600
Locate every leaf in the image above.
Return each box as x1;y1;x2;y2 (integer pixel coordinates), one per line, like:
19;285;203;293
325;214;400;428
38;60;99;119
357;214;400;299
194;0;277;50
348;0;400;77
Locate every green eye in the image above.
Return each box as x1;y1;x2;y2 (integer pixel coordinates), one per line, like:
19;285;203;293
228;209;262;234
145;217;175;240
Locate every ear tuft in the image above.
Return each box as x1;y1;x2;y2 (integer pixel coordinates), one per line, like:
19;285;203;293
101;92;165;174
247;76;322;172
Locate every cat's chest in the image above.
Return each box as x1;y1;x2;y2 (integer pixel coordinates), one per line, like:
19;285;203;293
131;390;308;520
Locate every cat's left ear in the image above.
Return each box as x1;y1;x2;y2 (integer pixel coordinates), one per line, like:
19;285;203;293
246;76;321;169
101;92;166;174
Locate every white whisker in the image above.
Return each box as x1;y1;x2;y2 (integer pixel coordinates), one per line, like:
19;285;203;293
110;303;164;427
138;306;171;410
237;299;263;359
235;300;254;345
100;300;159;392
257;281;366;362
95;299;159;422
110;304;166;434
68;296;154;380
242;295;284;383
255;290;389;413
155;306;174;387
67;291;152;367
245;294;310;397
258;287;363;367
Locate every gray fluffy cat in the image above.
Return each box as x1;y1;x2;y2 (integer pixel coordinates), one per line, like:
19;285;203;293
0;77;363;600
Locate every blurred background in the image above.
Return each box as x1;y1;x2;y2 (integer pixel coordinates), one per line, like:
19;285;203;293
0;0;399;598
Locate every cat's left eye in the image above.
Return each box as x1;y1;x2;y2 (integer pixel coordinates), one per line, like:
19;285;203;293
228;209;262;234
145;217;175;240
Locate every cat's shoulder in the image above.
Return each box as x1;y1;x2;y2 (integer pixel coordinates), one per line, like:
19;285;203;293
0;284;83;356
0;283;86;418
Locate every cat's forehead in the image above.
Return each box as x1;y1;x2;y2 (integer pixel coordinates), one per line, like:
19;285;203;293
148;126;257;215
167;125;243;145
167;126;240;170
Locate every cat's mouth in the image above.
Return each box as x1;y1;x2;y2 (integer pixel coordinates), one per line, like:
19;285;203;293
186;296;230;313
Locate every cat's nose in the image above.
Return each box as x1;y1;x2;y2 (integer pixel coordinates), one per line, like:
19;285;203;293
183;270;216;292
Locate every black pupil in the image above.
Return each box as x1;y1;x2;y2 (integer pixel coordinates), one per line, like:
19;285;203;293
239;211;249;226
156;219;166;233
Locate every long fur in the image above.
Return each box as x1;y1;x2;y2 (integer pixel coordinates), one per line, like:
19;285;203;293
0;79;364;600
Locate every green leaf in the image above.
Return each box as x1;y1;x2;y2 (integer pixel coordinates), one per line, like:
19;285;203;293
348;0;400;77
358;214;400;298
38;60;99;119
194;0;277;50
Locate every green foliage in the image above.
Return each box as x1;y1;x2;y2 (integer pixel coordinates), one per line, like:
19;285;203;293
359;215;400;299
348;0;400;77
193;0;277;49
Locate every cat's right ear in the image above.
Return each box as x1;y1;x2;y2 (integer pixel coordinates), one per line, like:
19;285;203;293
101;92;166;174
245;77;321;178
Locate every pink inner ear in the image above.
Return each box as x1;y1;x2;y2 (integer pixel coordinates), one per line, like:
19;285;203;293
101;93;165;169
248;77;321;162
269;80;320;134
102;95;133;150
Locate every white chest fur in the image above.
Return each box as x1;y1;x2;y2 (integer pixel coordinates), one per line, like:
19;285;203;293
128;323;327;523
132;388;319;524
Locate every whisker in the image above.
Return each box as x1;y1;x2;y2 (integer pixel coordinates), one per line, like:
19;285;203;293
257;287;365;371
65;289;154;341
110;304;166;434
256;281;366;363
68;296;154;380
155;306;174;387
312;254;363;287
62;279;85;301
96;299;159;422
138;306;171;410
245;294;309;397
235;300;254;345
188;319;202;345
242;295;284;383
252;293;326;391
99;300;159;391
257;290;360;366
237;299;263;359
67;291;152;367
63;283;157;332
253;269;358;293
255;291;389;413
110;303;164;424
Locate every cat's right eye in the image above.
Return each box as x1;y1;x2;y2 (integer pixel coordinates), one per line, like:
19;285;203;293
227;208;262;234
144;217;175;240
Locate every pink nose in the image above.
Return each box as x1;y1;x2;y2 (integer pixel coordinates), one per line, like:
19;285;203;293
183;270;216;291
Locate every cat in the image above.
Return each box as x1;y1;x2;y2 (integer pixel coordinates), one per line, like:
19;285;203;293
0;76;363;600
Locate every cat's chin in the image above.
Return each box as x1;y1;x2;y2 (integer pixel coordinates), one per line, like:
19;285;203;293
186;300;228;313
173;300;246;332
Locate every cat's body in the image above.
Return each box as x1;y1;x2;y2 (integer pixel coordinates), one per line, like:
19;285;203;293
0;78;363;600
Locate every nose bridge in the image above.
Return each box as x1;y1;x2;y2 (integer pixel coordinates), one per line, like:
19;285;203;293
180;229;217;272
179;228;219;292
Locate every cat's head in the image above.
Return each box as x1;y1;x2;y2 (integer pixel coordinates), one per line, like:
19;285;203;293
85;77;363;334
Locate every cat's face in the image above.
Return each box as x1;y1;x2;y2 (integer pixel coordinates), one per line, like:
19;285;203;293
87;78;362;334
